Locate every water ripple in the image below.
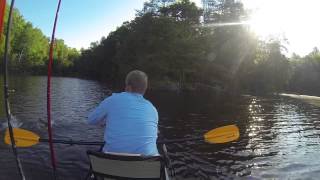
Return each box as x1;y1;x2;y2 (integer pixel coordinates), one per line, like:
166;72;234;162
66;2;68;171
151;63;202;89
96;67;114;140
1;77;320;179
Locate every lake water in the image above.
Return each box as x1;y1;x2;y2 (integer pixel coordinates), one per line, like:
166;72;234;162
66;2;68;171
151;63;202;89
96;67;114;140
0;76;320;179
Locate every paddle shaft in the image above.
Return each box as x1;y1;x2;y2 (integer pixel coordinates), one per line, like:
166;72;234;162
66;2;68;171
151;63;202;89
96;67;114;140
38;136;203;146
7;125;239;147
39;138;104;146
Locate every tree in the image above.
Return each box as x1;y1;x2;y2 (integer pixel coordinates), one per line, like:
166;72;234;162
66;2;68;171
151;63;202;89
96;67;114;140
203;0;247;23
288;47;320;95
0;5;79;74
137;0;176;16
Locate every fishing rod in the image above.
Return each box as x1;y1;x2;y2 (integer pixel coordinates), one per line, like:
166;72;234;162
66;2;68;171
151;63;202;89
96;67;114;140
2;0;26;179
47;0;62;179
4;125;240;147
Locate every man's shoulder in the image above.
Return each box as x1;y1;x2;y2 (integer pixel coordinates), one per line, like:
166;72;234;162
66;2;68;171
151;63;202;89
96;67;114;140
106;92;124;100
143;99;158;114
143;98;154;107
105;92;137;103
101;92;120;103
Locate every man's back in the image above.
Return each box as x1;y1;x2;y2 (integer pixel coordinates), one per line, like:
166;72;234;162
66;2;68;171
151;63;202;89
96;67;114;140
88;92;159;155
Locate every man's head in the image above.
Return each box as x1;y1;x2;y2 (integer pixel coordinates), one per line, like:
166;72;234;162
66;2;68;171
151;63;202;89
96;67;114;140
125;70;148;95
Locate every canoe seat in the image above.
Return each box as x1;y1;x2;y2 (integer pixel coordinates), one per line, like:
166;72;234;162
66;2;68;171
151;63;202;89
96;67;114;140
87;150;166;180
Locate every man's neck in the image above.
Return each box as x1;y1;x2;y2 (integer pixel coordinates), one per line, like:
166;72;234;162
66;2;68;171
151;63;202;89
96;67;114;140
125;91;143;96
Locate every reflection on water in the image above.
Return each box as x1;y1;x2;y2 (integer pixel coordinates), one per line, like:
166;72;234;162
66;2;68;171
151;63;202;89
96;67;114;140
0;76;320;179
0;116;23;131
240;97;320;179
281;93;320;107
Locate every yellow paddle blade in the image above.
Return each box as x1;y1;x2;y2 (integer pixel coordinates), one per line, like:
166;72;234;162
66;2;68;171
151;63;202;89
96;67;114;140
4;128;40;147
204;125;239;144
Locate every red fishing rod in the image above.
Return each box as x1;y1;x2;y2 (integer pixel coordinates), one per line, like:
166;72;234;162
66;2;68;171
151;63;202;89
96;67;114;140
47;0;62;178
0;0;4;35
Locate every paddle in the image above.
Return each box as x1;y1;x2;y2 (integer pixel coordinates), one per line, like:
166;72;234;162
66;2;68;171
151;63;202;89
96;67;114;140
4;125;239;147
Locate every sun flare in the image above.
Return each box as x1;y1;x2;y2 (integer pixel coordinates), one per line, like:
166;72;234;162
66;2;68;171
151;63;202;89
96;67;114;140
248;8;285;39
243;0;320;55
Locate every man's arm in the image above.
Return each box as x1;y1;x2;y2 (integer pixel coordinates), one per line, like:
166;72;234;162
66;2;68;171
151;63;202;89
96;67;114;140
87;98;109;125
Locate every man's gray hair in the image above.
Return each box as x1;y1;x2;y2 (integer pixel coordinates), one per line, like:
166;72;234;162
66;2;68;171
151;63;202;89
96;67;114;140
125;70;148;94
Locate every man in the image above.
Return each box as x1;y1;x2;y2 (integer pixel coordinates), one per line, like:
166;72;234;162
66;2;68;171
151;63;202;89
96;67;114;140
88;70;159;156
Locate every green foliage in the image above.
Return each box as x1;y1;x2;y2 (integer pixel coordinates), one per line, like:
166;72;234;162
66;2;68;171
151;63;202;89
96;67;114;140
3;0;319;96
74;0;216;89
288;48;320;95
137;0;176;16
73;0;295;94
249;41;290;93
160;0;202;24
0;5;79;75
203;0;247;23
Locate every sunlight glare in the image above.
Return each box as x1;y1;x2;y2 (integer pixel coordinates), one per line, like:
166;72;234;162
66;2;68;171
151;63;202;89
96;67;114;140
242;0;320;55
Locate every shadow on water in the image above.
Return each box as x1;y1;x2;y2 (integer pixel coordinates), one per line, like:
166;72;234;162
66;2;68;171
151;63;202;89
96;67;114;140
0;76;320;179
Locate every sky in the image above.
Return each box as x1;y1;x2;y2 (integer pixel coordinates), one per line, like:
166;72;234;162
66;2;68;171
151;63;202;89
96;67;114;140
14;0;201;50
15;0;147;49
14;0;320;56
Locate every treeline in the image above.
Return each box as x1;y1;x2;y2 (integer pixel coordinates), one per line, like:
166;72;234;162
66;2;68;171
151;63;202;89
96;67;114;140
72;0;320;95
288;49;320;96
0;5;79;75
3;0;320;96
71;0;292;94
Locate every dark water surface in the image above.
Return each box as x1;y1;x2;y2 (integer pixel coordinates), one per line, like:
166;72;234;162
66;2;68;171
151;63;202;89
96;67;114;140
0;76;320;180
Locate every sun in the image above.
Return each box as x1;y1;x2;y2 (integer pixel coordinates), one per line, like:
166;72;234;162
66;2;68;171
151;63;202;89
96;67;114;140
246;0;294;39
248;11;283;39
242;0;320;56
